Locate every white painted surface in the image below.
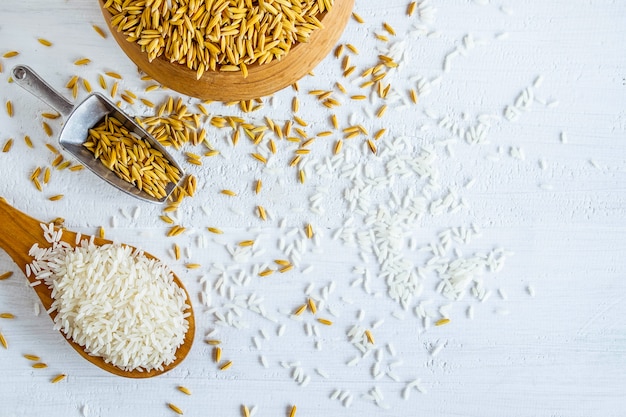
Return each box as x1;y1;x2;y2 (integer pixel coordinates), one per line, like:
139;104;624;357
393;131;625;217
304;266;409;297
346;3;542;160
0;1;625;416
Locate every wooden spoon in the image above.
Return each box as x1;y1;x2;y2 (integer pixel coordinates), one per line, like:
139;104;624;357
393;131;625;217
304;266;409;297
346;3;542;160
98;0;355;101
0;198;195;378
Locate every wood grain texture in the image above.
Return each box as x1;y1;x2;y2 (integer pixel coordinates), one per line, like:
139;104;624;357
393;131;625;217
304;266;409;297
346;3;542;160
98;0;355;101
0;198;195;378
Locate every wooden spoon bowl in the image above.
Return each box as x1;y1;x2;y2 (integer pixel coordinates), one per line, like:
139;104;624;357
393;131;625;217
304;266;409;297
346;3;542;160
98;0;355;101
0;198;195;378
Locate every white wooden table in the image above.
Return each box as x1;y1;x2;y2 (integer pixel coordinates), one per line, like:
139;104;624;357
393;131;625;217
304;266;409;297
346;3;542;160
0;1;625;416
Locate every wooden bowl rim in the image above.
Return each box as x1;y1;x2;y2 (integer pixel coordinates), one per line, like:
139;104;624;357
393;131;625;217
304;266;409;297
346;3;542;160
98;0;355;101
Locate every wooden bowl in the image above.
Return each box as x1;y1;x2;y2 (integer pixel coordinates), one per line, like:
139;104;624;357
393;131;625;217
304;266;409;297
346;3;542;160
98;0;355;101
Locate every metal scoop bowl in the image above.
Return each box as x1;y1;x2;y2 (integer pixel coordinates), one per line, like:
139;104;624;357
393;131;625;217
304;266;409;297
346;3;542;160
11;65;184;204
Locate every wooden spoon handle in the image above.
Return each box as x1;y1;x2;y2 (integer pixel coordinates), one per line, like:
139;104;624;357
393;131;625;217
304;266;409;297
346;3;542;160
0;198;62;311
0;198;50;274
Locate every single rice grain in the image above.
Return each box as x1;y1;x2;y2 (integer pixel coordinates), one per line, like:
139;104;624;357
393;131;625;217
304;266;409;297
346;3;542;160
0;271;14;280
2;138;13;153
167;403;183;415
51;374;66;384
92;25;107;38
74;58;91;66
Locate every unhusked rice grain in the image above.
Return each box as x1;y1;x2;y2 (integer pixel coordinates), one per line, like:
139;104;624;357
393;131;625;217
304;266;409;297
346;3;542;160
51;373;66;383
103;0;333;75
0;271;13;280
84;115;181;199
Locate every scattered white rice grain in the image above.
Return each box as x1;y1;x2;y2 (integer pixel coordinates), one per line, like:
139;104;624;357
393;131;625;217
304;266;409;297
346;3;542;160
498;288;508;300
539;158;547;170
402;385;411;400
386;371;401;382
510;146;525;160
346;356;360;366
357;309;365;321
495;32;509;40
249;405;258;417
391;311;405;320
415;381;427;394
430;342;445;357
527;285;536;297
338;390;351;402
260;328;269;340
589;159;601;169
119;208;130;219
501;5;514;15
230;207;244;216
406;378;422;392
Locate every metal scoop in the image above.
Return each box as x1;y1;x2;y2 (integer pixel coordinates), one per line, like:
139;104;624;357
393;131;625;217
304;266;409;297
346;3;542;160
11;65;184;204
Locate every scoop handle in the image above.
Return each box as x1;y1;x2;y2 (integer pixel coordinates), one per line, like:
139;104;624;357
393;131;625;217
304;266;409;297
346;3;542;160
11;65;75;117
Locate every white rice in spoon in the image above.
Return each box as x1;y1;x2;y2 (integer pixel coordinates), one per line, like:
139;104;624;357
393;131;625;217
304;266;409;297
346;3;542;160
27;223;190;372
